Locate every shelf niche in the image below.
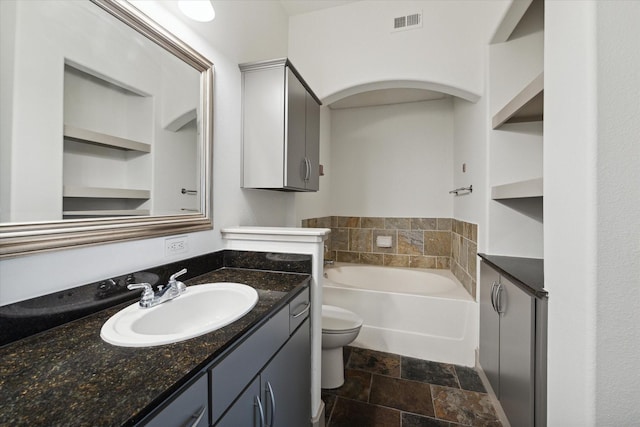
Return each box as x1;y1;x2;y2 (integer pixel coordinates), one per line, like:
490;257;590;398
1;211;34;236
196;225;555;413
492;72;543;129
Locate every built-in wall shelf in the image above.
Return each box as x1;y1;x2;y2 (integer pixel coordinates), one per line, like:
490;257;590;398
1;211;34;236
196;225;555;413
492;72;543;129
63;186;150;199
63;210;150;217
63;125;151;153
491;177;543;200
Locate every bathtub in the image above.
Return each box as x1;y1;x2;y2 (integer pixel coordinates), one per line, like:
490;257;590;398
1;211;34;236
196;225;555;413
323;263;477;367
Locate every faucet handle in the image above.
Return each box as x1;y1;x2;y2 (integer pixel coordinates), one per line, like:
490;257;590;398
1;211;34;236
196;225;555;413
168;268;187;292
169;268;187;283
127;283;154;305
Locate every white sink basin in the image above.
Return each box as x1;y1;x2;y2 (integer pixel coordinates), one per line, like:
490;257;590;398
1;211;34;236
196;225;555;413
100;282;258;347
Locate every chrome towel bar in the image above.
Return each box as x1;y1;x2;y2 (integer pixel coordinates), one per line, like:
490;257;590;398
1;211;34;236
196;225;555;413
449;185;473;195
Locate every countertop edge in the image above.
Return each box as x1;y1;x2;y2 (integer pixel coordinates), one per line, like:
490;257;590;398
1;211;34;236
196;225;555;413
478;253;547;299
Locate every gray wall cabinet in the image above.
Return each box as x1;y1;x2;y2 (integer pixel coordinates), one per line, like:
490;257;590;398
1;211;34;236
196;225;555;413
479;260;547;427
240;59;321;192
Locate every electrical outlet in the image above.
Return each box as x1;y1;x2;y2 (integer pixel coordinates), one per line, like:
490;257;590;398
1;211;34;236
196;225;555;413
165;236;188;256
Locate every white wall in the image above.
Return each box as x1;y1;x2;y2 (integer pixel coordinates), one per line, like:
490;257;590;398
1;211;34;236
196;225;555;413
593;1;640;422
288;0;507;102
545;3;597;424
546;1;640;424
452;97;488;250
0;0;292;306
328;99;454;218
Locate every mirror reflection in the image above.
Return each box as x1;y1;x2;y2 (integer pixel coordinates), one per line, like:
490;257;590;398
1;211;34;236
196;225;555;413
1;0;201;223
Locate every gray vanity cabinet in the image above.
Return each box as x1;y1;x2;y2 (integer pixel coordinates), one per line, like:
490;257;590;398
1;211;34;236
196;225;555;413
479;260;547;427
240;58;321;192
212;286;311;426
137;286;311;427
215;317;310;427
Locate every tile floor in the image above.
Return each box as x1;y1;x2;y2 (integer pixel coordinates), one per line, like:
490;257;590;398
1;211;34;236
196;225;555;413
322;347;502;427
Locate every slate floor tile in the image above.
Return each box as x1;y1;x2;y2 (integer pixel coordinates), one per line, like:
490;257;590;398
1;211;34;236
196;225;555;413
369;374;435;417
455;365;486;393
347;347;401;377
402;356;459;388
431;385;501;427
322;368;372;402
329;397;401;427
402;412;464;427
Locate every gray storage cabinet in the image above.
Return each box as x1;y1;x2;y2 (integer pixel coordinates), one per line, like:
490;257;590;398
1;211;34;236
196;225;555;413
240;58;321;192
479;260;547;427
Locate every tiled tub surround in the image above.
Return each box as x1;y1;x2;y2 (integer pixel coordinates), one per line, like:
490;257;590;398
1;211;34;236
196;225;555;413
302;216;478;296
0;251;311;425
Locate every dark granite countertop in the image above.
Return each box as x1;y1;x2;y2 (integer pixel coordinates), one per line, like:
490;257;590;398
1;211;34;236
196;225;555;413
478;253;546;298
0;267;310;426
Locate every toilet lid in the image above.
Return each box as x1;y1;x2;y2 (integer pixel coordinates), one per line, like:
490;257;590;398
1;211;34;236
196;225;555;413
322;305;363;333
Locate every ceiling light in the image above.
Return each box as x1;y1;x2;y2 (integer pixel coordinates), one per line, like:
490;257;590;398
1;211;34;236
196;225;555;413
178;0;215;22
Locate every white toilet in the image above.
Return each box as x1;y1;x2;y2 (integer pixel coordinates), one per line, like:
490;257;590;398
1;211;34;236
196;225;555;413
321;304;363;389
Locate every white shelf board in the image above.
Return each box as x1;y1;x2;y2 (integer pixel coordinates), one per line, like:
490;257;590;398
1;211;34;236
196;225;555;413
491;177;543;200
492;72;544;129
64;125;151;153
490;0;534;43
63;210;150;217
63;186;150;199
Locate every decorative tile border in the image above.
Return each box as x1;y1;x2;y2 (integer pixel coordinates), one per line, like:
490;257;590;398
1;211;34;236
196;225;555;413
302;216;478;297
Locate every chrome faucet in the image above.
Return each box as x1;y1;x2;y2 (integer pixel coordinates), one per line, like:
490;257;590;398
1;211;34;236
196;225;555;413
128;268;188;308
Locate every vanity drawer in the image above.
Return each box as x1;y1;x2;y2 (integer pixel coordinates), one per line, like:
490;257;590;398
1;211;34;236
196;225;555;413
209;306;289;424
289;286;310;334
142;373;207;427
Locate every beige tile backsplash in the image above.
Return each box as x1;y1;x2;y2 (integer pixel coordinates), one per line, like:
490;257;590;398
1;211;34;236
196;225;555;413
302;216;478;297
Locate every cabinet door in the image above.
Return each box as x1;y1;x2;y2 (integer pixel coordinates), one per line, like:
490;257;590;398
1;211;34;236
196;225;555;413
261;318;311;427
304;93;320;191
143;374;208;427
215;376;262;427
284;68;307;190
499;276;535;427
479;261;501;396
210;308;289;424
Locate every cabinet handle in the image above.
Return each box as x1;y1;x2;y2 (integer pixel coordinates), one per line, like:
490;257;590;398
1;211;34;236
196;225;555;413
291;302;310;318
496;283;506;315
182;406;206;427
265;381;276;427
304;158;311;181
255;396;265;427
490;281;498;313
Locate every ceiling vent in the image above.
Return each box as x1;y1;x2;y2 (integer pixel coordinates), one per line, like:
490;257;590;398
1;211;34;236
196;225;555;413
392;11;422;32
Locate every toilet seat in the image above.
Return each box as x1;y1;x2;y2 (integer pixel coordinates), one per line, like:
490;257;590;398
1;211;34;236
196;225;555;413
322;305;363;334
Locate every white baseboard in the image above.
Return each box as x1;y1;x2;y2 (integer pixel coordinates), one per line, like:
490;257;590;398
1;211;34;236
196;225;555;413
311;400;325;427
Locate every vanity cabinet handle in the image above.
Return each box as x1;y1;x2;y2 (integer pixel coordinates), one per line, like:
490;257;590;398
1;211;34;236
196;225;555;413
255;396;265;427
496;283;506;315
490;281;498;313
265;381;276;427
183;406;206;427
291;302;310;318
